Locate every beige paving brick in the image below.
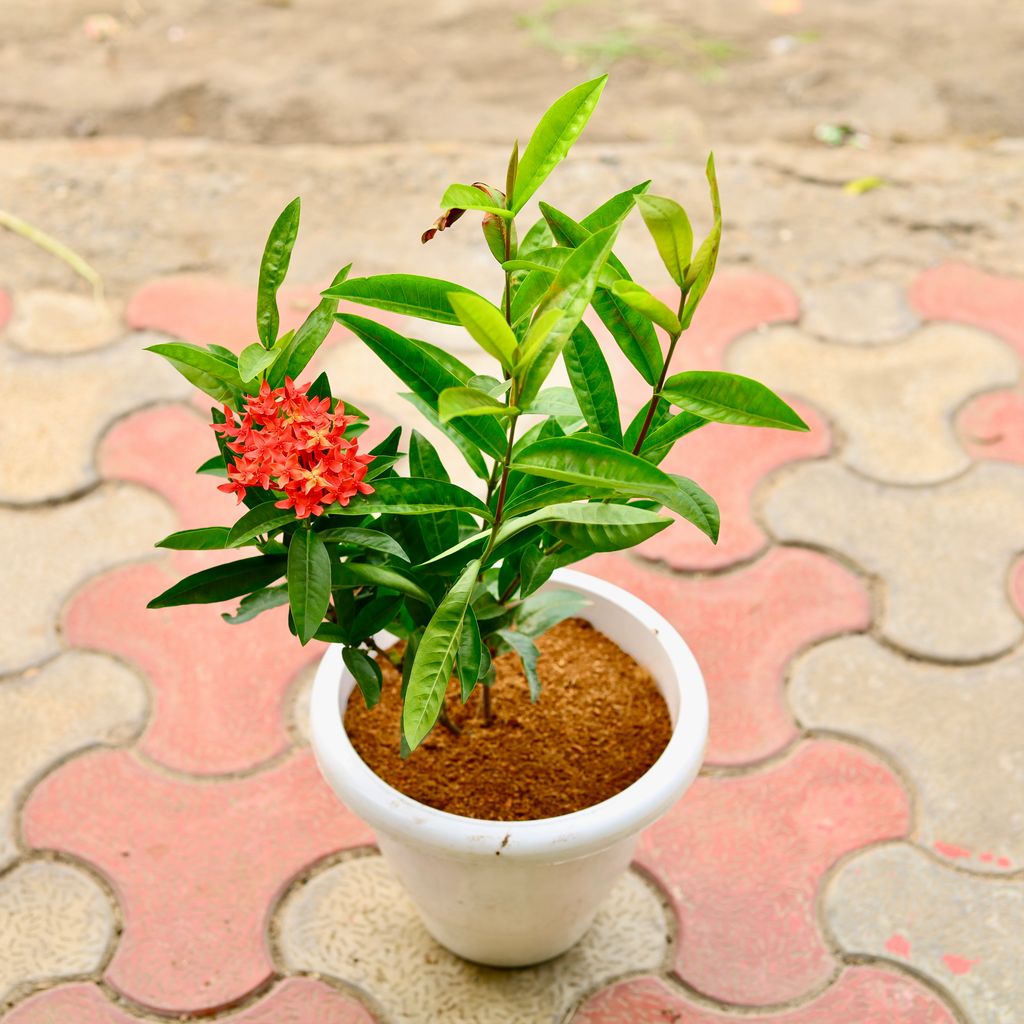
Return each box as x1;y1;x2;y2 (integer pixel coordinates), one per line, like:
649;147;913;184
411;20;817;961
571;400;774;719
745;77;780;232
0;331;188;504
276;854;668;1024
762;460;1024;661
801;276;921;344
4;290;122;355
0;484;175;675
729;323;1019;484
826;843;1024;1024
0;652;147;870
0;860;114;1002
791;636;1024;872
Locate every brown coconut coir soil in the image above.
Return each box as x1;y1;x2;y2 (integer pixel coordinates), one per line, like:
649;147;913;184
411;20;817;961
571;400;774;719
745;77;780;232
344;617;673;820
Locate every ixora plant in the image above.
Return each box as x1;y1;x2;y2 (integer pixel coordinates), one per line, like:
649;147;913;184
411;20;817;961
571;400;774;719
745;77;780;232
147;77;807;964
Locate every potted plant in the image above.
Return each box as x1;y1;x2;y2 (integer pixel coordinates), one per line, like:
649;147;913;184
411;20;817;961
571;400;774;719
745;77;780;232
148;76;808;966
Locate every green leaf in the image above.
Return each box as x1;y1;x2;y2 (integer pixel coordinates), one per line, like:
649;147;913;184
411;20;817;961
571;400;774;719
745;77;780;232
333;477;492;520
271;264;350;386
338;314;507;460
227;502;296;547
502;247;620;289
497;501;671;553
511;436;719;540
288;528;331;645
448;292;519;369
457;606;483;703
581;180;652;231
403;559;480;749
438;386;517;423
519;544;585;597
257;197;301;348
495;628;542;700
409;429;459;557
332;562;435;608
636;194;693;288
350;593;404;641
680;154;722;329
509;269;554;327
515;590;589;638
317;526;410;561
512;76;607;213
640;410;707;462
522;386;584;427
611;280;681;334
518;216;554;259
155;526;231;551
326;274;483;325
221;585;289;624
440;184;513;218
344;647;383;709
238;342;280;383
592;289;663;386
401;392;490;481
661;371;809;431
147;555;286;609
196;455;227;477
562;322;621;442
146;342;245;407
503;481;611;517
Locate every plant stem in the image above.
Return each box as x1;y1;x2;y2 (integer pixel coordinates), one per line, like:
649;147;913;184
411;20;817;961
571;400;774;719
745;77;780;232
481;681;493;726
438;704;462;737
630;291;688;455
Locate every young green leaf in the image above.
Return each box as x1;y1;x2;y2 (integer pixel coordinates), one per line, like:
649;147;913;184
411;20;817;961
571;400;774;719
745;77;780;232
611;280;681;334
660;371;809;430
581;180;652;231
403;559;481;750
514;590;589;638
332;562;435;608
511;436;719;539
401;392;490;481
495;501;671;553
680;154;722;329
639;409;707;462
221;586;289;624
338;314;508;460
257;197;301;348
227;503;296;547
438;386;517;423
440;184;513;218
636;194;693;288
512;76;607;213
288;527;331;645
155;526;231;551
271;264;350;386
147;556;286;609
146;342;246;407
457;606;483;702
331;476;493;520
562;322;622;443
344;646;383;709
237;342;280;383
448;292;519;369
505;140;519;202
495;628;542;700
326;275;484;325
592;289;663;386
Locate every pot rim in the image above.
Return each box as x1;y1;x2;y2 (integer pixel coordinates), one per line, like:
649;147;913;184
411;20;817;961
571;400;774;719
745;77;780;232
310;567;708;862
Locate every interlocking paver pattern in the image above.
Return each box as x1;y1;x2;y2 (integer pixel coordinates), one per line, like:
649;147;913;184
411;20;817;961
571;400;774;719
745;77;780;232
2;182;1022;1021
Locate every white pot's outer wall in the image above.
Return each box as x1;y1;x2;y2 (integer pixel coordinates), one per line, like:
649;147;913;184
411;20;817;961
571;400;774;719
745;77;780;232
309;568;709;966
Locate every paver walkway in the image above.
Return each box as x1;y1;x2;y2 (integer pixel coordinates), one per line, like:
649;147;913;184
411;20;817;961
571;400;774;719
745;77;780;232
2;151;1023;1023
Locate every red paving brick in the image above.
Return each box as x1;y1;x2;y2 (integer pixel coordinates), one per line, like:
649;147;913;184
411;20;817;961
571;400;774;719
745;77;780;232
0;287;11;331
573;967;957;1023
586;550;870;765
4;979;377;1024
638;401;829;570
911;263;1024;354
635;741;910;1005
22;750;373;1016
957;388;1024;465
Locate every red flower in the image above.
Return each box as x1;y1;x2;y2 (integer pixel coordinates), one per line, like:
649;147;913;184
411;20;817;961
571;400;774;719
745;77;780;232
213;378;374;519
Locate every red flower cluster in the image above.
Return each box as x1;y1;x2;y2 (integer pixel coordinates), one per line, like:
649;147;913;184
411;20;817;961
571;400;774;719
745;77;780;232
213;378;374;519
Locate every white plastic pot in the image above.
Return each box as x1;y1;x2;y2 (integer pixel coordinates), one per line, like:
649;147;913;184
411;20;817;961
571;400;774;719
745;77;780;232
310;567;708;967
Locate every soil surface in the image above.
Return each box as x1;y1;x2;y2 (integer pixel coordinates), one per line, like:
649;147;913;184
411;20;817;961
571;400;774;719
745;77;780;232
344;618;673;820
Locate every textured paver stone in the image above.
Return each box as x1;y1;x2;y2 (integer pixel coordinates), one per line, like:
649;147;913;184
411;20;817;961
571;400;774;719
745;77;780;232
4;979;377;1023
958;387;1024;464
801;275;922;344
0;860;114;1003
276;854;667;1024
729;323;1019;484
762;460;1024;661
586;550;870;764
23;749;373;1015
64;558;320;775
911;263;1024;354
0;287;11;330
637;402;829;570
0;483;175;675
635;740;909;1005
0;332;189;503
574;966;958;1023
792;636;1024;872
826;843;1024;1024
0;651;146;869
4;288;122;354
